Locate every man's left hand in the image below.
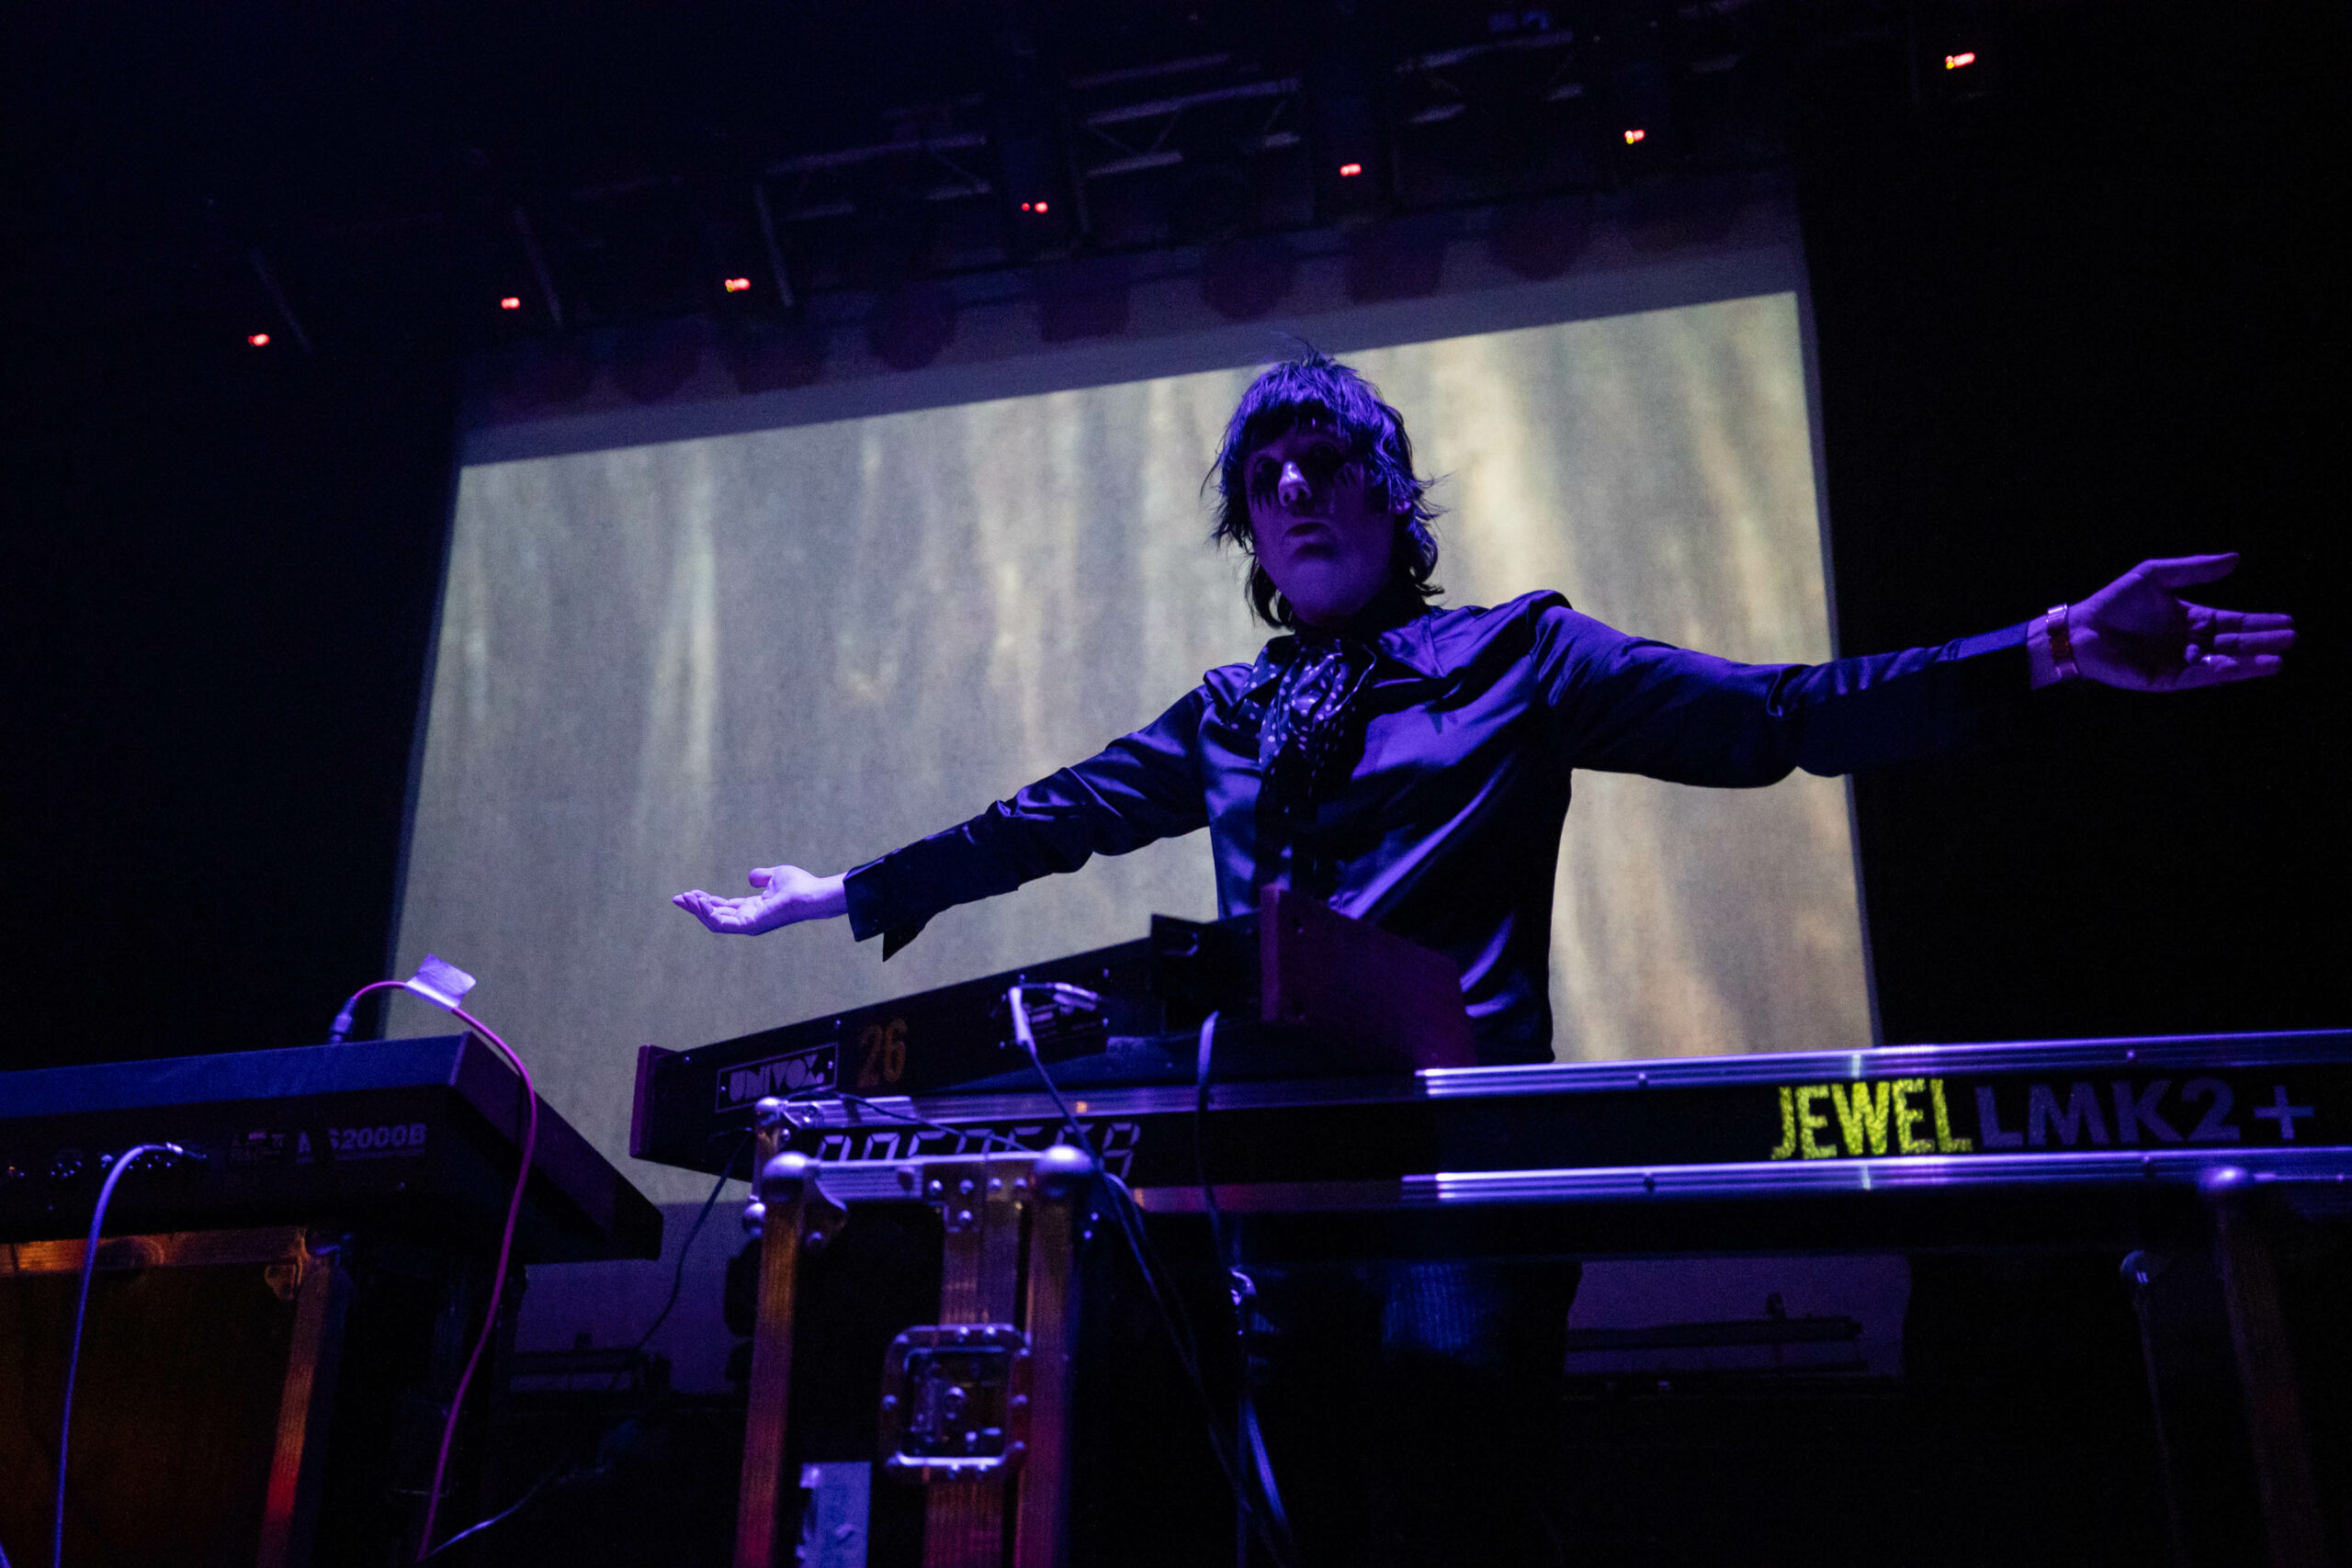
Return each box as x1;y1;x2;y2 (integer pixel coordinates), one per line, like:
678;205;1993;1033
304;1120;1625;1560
2062;553;2295;691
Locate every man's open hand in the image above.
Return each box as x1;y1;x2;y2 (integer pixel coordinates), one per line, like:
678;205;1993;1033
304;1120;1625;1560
672;864;848;934
2069;554;2295;691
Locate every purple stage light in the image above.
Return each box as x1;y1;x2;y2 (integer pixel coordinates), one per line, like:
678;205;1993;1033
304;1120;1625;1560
1344;213;1456;304
867;284;957;371
615;321;704;403
1489;195;1593;281
729;321;827;393
1035;255;1129;344
1200;237;1297;322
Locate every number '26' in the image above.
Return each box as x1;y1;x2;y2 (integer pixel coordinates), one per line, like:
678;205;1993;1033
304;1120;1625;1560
856;1017;909;1089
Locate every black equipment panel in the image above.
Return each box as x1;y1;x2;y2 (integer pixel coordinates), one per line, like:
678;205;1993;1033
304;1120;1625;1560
0;1034;662;1260
631;934;1170;1177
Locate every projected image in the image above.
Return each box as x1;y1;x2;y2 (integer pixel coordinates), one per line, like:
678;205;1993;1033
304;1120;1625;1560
402;291;1865;1194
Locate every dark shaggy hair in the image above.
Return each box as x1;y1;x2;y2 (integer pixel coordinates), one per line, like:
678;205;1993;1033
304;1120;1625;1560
1208;348;1442;629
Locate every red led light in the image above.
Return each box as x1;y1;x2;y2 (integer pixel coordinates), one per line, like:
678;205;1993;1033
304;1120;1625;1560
1035;200;1048;213
1338;162;1363;177
247;332;270;347
723;276;751;293
1021;199;1051;213
1623;128;1646;144
1944;51;1977;69
499;296;522;310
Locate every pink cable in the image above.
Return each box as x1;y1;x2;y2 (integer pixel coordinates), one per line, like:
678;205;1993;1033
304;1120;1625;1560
334;980;539;1561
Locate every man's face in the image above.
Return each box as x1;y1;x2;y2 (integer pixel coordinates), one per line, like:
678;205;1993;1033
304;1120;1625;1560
1244;422;1400;631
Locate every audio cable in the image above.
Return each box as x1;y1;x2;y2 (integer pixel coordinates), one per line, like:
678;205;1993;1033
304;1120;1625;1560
1007;988;1298;1568
420;1128;753;1560
326;957;537;1562
51;1143;183;1568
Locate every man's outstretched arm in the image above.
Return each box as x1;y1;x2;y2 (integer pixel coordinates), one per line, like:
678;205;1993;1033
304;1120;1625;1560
671;684;1215;947
1544;552;2295;785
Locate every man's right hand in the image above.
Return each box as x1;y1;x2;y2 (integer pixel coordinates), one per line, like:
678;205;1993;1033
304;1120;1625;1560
672;865;848;935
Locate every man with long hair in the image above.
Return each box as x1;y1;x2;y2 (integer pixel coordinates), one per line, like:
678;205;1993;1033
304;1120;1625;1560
677;348;2290;1059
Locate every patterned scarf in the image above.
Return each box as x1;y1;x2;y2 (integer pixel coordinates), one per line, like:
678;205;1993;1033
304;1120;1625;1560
1258;629;1376;807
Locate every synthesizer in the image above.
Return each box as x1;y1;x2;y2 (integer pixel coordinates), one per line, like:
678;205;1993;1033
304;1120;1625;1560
658;1029;2352;1249
633;929;1166;1173
0;1034;662;1261
632;891;1478;1178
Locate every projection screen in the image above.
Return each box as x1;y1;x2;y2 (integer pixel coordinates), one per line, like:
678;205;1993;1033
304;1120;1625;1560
399;284;1869;1200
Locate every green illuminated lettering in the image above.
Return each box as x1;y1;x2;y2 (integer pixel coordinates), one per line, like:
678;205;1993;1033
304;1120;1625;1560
1795;1086;1838;1159
1893;1078;1933;1154
1831;1081;1892;1156
1930;1078;1973;1153
1769;1087;1797;1160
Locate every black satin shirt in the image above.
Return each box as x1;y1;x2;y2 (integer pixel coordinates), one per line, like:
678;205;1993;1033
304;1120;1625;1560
844;590;2030;1063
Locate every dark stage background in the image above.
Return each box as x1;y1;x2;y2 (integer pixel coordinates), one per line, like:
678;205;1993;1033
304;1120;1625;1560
3;0;2345;1071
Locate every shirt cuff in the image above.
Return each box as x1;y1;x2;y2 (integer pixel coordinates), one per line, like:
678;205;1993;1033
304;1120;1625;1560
1918;620;2036;757
1944;619;2034;709
842;854;928;957
1948;619;2031;663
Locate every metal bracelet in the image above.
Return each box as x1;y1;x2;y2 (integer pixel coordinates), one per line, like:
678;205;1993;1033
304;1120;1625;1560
2045;603;2082;682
